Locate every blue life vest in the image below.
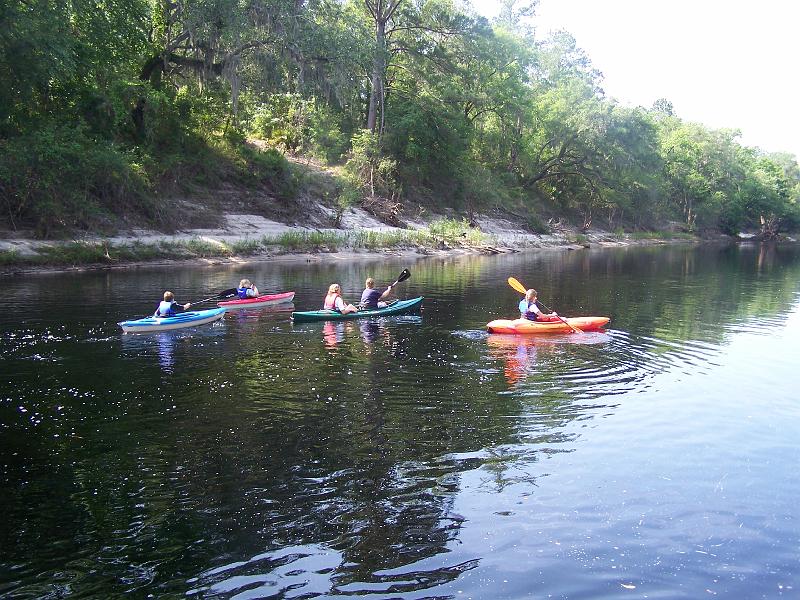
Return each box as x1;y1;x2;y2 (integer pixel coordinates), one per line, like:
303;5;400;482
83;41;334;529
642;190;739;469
155;300;176;317
237;287;249;299
519;298;543;321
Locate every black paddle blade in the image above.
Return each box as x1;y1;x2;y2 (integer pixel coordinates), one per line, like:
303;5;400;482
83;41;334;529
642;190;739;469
217;288;238;299
395;269;411;284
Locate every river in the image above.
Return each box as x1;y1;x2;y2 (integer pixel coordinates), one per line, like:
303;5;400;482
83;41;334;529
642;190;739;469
2;243;799;599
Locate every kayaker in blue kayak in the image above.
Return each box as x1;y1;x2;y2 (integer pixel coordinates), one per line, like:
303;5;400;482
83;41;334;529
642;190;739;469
324;283;358;314
519;289;560;322
237;279;259;298
154;291;191;317
359;277;393;309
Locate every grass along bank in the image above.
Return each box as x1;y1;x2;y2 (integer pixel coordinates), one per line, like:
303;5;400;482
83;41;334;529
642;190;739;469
0;219;512;269
0;219;704;271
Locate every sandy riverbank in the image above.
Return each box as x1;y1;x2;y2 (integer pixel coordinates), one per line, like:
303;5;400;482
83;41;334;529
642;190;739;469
0;206;706;276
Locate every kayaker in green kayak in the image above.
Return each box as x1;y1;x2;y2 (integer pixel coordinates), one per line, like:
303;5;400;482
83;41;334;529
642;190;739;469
154;291;192;317
324;283;358;315
359;277;394;309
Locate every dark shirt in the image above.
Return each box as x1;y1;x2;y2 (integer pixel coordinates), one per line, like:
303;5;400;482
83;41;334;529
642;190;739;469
360;288;383;308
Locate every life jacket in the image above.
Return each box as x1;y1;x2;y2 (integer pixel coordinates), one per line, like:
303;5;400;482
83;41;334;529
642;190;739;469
521;299;547;321
154;300;176;317
324;293;341;311
237;287;249;299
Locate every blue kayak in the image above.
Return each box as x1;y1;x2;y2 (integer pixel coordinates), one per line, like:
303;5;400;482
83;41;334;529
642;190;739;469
118;308;226;333
292;297;423;323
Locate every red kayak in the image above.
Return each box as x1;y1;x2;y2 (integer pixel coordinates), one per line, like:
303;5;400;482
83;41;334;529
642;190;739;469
217;291;295;310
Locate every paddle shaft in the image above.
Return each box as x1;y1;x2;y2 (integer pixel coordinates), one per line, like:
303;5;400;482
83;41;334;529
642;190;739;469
190;288;238;305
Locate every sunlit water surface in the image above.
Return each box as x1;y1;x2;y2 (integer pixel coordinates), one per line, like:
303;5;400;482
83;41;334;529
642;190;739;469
1;243;799;599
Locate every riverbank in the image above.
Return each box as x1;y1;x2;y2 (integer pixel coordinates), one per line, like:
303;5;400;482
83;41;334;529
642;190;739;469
0;208;702;275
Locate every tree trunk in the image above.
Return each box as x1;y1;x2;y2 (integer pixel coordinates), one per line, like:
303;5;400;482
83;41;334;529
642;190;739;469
367;23;386;132
508;112;522;172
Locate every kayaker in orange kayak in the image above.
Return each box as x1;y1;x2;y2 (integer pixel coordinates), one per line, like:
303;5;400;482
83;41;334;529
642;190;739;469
519;289;560;322
324;283;358;314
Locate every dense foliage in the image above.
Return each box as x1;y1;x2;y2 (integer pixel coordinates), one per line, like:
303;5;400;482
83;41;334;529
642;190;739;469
1;0;798;237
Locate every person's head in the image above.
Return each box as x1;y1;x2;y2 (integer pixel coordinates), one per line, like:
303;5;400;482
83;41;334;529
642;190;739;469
328;283;341;295
239;278;251;289
365;277;375;289
525;288;538;302
163;291;175;302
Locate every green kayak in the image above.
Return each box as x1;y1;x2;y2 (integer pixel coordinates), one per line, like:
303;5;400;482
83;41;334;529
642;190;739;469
292;296;423;323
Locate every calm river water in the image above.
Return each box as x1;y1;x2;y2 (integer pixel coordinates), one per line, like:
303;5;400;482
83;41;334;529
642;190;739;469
2;243;800;599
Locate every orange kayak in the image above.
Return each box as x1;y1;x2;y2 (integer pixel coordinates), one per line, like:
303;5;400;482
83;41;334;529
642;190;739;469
486;316;610;334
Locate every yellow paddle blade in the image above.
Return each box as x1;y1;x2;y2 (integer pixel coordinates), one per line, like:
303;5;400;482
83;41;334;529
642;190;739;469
507;277;527;295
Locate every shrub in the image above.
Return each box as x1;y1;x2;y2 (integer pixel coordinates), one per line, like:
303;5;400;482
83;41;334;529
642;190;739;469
0;123;151;237
427;218;488;245
526;213;549;234
242;146;298;200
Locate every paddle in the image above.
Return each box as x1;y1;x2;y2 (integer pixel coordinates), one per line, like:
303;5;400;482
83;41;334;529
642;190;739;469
392;268;412;287
190;287;238;305
507;276;582;333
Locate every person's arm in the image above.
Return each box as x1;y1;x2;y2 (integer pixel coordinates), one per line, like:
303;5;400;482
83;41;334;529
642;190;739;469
380;284;393;300
248;286;259;297
335;296;346;311
535;302;558;317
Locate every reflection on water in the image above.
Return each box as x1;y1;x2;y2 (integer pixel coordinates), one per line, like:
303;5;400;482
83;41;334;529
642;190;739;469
157;332;176;372
482;331;612;385
120;321;228;373
1;243;800;598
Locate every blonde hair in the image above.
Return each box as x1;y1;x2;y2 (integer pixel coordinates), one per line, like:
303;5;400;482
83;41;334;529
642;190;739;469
365;277;375;288
328;283;340;294
163;291;174;301
525;288;537;301
239;279;251;288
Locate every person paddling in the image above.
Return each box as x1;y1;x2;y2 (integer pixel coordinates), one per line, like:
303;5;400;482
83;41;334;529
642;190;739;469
519;289;560;322
360;277;393;309
154;291;191;317
237;279;259;298
324;283;358;314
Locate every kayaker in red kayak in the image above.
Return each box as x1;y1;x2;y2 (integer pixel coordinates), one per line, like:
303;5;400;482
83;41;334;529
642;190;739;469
324;284;358;315
154;291;191;317
519;289;560;322
359;277;393;309
237;279;259;298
